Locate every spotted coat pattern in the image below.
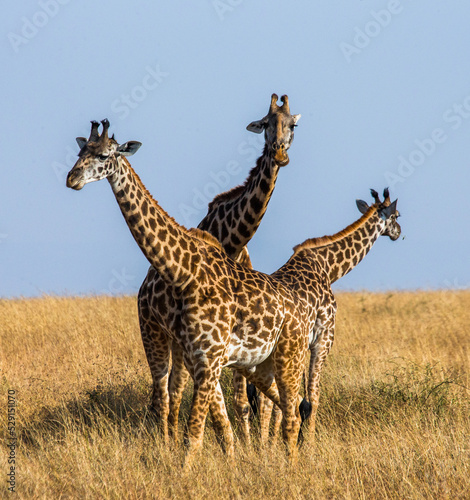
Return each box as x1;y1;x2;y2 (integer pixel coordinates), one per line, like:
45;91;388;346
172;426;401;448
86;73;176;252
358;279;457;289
137;95;300;444
66;115;310;466
251;189;402;442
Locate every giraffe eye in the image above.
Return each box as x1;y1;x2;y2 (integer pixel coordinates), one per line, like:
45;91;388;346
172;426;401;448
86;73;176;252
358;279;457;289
98;154;109;162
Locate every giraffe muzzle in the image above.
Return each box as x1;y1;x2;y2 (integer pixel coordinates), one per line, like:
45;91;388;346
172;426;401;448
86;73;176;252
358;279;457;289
273;143;289;165
390;225;401;241
66;170;85;190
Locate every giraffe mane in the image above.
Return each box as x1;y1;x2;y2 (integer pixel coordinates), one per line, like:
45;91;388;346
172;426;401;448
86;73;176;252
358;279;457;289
188;228;223;250
207;145;269;211
293;204;379;253
207;185;246;211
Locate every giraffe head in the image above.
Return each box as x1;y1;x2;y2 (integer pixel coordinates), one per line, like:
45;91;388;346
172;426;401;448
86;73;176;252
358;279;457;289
246;94;300;166
66;119;141;190
356;188;401;240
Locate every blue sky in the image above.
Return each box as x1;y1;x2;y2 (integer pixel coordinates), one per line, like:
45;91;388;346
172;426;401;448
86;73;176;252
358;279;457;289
1;1;469;297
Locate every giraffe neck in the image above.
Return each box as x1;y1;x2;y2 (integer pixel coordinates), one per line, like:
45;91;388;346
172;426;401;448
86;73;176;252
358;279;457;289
108;157;202;288
294;206;386;284
319;218;382;283
198;145;279;259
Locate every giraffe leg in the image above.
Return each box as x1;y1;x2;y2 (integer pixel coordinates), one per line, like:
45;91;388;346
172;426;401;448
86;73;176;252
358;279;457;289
266;394;301;446
208;381;235;458
183;340;233;469
247;360;303;461
272;322;309;463
304;321;335;445
168;340;191;441
138;296;171;443
243;360;304;444
246;379;300;445
232;370;251;445
270;400;283;444
257;392;273;443
183;353;226;469
169;344;235;454
274;364;303;464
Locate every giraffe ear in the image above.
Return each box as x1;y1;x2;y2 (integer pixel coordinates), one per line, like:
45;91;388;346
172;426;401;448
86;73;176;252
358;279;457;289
356;199;369;214
117;141;142;156
379;199;398;220
246;116;268;134
76;137;87;149
292;114;301;125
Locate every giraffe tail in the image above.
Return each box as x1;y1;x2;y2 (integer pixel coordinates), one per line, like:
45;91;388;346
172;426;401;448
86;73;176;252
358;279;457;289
299;362;312;423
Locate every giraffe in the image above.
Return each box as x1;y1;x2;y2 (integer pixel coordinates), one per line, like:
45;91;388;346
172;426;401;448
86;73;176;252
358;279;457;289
262;188;401;442
242;188;402;444
66;119;310;466
137;94;300;443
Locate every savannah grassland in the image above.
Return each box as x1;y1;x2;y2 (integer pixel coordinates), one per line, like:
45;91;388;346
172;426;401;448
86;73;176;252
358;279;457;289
1;291;469;499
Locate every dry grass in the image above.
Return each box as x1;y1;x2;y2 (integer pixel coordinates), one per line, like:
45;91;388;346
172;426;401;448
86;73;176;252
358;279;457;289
1;291;469;499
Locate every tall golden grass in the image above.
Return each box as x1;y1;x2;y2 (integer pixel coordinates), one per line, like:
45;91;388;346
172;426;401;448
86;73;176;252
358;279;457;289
1;291;469;499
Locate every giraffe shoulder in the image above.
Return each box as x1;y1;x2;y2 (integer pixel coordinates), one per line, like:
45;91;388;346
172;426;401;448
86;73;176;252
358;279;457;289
188;228;223;250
